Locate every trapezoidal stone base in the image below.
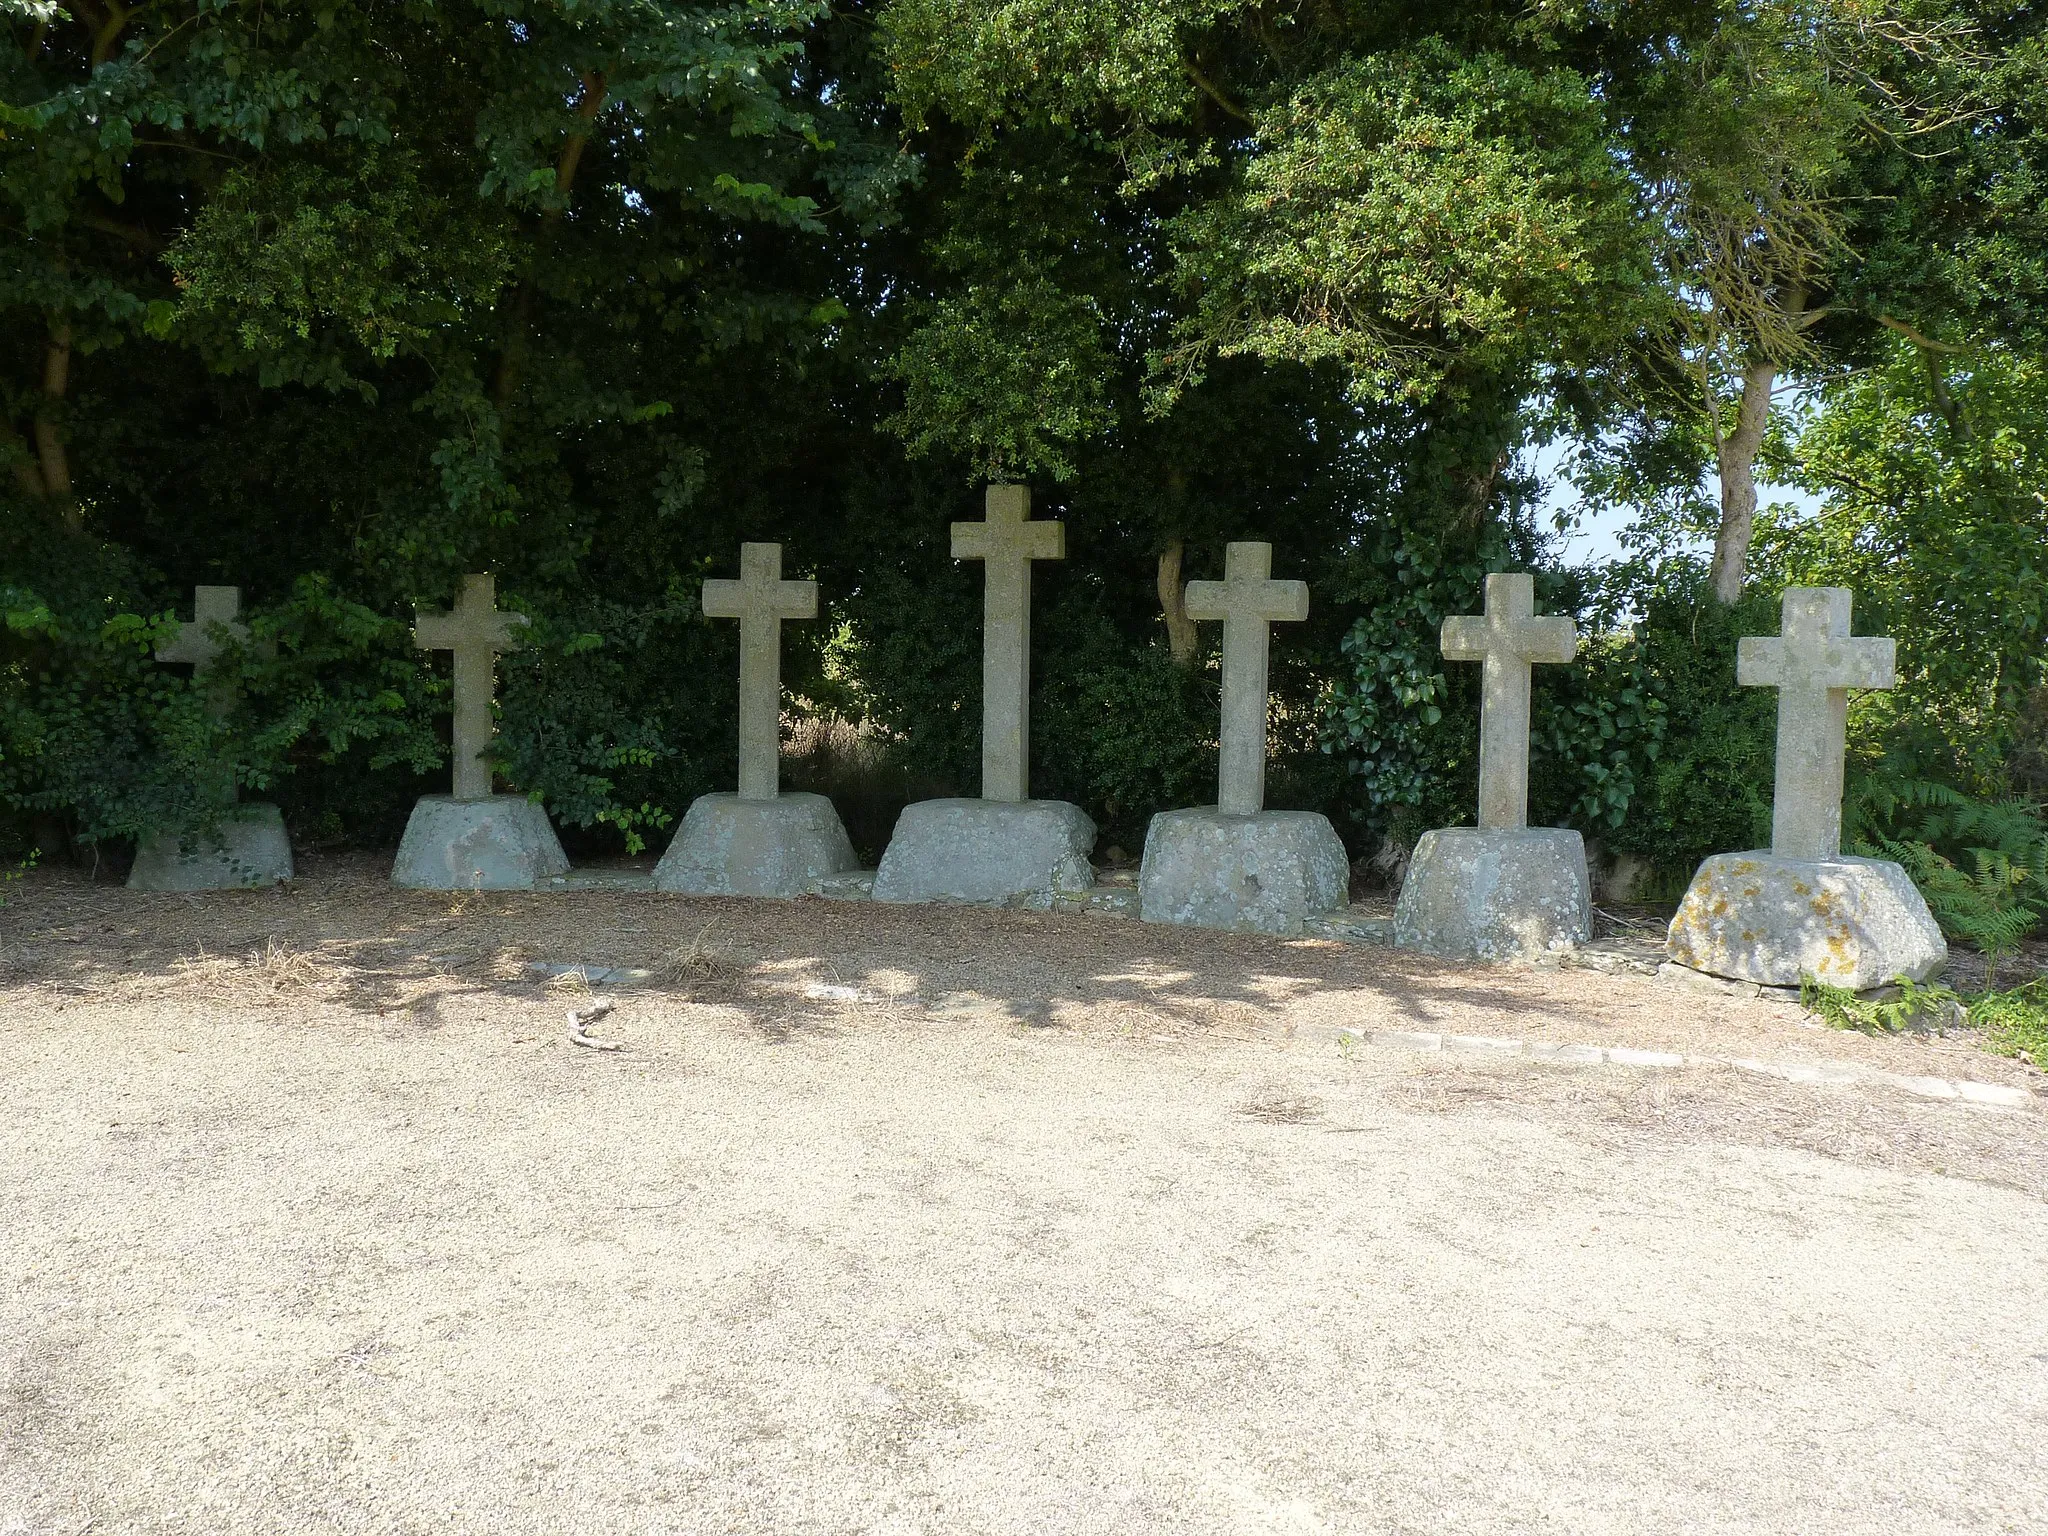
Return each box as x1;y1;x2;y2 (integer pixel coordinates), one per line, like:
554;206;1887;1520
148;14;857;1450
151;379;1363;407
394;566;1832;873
1137;807;1349;936
392;794;570;891
653;791;858;898
1666;851;1947;991
128;802;294;891
1394;827;1591;961
871;798;1096;909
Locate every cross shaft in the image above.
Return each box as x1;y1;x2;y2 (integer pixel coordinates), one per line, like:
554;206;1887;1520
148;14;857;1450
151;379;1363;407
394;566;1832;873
1440;573;1577;831
951;484;1065;803
157;585;251;719
1184;542;1309;817
702;543;817;801
414;574;528;802
1737;587;1895;860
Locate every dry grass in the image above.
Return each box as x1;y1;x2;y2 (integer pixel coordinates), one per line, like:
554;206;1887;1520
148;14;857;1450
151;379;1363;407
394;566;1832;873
3;851;2043;1200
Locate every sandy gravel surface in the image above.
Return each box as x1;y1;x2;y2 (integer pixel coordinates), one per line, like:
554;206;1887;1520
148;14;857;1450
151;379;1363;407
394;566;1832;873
3;858;2047;1534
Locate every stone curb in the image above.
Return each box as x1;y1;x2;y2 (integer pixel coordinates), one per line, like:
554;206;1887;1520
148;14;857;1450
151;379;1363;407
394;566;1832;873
1336;1027;2036;1109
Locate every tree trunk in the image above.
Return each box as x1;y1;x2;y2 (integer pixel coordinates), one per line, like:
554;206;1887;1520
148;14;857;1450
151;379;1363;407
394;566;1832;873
1157;539;1198;663
1707;356;1774;606
33;321;78;528
493;71;607;407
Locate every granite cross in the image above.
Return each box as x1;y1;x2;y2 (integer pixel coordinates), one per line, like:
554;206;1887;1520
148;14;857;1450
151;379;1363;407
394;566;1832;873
414;574;528;802
702;543;818;802
157;585;250;717
1441;573;1579;831
952;484;1065;802
1737;586;1895;861
1184;542;1309;817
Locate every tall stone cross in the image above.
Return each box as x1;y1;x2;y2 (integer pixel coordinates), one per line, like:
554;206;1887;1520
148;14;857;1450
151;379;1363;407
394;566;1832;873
1737;586;1895;861
414;574;528;802
702;542;817;802
1441;573;1579;831
1185;542;1309;817
952;484;1064;802
157;585;249;716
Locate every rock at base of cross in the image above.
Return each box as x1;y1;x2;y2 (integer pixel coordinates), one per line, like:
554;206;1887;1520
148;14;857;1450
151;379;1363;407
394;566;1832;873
652;792;858;899
1394;827;1591;961
128;803;295;891
1666;851;1946;991
1136;807;1349;936
391;794;570;891
871;798;1096;908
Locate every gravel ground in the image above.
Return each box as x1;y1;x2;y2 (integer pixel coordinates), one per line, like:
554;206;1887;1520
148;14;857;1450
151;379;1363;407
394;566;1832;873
3;857;2046;1534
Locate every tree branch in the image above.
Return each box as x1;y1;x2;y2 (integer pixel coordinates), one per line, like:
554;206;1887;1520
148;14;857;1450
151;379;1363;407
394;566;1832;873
1876;314;1966;354
76;210;166;253
1182;59;1251;125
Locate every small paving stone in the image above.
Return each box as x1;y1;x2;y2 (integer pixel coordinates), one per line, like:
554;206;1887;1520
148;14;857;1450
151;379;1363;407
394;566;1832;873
1445;1034;1523;1055
1658;961;1762;999
1956;1081;2033;1108
1527;1042;1604;1064
1607;1046;1685;1068
816;870;876;901
1880;1073;1960;1100
1369;1029;1442;1052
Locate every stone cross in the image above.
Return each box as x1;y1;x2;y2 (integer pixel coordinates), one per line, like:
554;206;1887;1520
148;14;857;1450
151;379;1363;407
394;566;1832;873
702;543;818;802
1440;573;1579;831
952;484;1065;802
157;585;249;717
1738;586;1895;861
1184;542;1309;817
414;574;528;802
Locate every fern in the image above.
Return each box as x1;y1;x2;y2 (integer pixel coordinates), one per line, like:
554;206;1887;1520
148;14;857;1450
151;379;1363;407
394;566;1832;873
1848;775;2048;979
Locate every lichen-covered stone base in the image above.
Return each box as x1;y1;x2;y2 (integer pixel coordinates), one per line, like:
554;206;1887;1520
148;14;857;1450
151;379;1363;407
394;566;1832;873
1394;827;1590;961
1137;808;1349;935
652;792;857;898
128;803;294;891
392;794;570;891
872;798;1096;908
1666;852;1946;990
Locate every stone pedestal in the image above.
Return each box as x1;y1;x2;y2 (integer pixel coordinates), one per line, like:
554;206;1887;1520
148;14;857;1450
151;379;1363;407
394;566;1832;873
653;791;857;898
1666;852;1946;990
1395;827;1591;961
392;794;569;890
872;798;1096;908
128;803;294;891
1137;807;1349;936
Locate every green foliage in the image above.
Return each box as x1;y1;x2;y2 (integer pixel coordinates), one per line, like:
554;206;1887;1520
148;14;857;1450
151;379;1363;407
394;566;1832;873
1765;340;2048;786
494;592;717;853
1163;44;1651;408
1034;633;1218;851
1798;973;1958;1036
1318;534;1488;834
1847;777;2048;977
1970;980;2048;1067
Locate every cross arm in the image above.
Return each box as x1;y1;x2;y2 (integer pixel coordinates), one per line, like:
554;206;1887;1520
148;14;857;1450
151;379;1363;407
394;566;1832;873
1440;616;1489;662
774;580;820;620
1515;616;1579;665
952;521;1065;562
1735;637;1783;687
1824;637;1896;690
700;580;746;620
1181;580;1229;622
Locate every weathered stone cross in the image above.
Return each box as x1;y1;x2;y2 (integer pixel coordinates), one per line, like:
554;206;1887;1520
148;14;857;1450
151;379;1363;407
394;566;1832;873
952;484;1065;802
1441;573;1579;831
1738;586;1895;861
702;543;818;802
1185;542;1309;817
157;585;249;716
414;574;528;802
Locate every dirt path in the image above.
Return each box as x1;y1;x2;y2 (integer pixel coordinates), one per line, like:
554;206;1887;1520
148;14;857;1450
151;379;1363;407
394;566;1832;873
3;859;2046;1534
